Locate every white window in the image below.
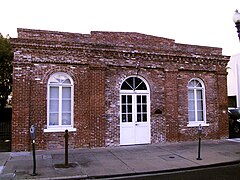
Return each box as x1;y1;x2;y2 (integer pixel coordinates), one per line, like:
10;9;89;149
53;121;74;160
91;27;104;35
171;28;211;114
44;72;76;132
187;78;208;127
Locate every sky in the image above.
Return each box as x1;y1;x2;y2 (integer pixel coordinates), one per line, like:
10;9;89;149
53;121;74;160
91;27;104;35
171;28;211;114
1;0;240;56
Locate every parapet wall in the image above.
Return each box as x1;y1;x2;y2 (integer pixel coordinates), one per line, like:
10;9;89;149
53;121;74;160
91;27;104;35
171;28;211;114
17;28;223;56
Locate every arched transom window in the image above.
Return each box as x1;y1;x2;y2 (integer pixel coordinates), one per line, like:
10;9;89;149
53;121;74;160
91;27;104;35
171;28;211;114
188;78;207;126
45;72;76;132
121;76;148;91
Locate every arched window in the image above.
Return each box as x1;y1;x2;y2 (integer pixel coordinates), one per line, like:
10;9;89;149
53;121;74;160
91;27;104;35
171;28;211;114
121;76;148;91
188;78;207;126
44;72;75;132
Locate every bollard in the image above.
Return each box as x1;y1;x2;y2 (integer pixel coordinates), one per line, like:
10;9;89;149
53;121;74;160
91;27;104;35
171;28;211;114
54;129;77;169
64;129;69;167
30;125;37;176
196;124;202;160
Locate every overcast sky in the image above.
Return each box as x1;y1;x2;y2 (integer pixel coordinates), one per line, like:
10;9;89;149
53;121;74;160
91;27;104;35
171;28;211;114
1;0;240;56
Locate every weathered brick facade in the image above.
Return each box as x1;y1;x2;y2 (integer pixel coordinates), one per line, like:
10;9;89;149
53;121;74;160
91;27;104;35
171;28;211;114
11;28;229;151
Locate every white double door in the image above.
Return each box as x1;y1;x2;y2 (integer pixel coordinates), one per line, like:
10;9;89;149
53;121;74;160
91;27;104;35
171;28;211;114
120;94;150;145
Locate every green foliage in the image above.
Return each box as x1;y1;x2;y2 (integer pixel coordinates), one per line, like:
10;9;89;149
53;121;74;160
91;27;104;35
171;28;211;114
0;33;13;108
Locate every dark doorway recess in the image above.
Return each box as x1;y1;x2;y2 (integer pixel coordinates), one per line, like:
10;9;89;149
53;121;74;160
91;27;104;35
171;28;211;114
0;108;11;152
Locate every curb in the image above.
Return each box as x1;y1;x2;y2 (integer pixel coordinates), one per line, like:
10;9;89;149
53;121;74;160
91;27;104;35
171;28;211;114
36;175;88;180
87;160;240;180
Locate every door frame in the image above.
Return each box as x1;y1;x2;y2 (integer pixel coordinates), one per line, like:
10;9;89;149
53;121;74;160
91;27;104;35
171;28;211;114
119;76;150;145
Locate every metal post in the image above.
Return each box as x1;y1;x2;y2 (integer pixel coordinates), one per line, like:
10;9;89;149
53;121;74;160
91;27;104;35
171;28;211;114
64;129;69;167
197;136;202;160
197;124;202;160
31;140;37;176
30;125;37;176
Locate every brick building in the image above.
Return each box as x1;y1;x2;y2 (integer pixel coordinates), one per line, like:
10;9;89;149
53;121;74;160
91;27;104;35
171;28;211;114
11;28;229;151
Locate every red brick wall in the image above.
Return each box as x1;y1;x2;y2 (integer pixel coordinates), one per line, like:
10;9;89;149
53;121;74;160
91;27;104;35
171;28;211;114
11;28;229;151
165;70;179;142
12;64;31;151
217;73;229;139
89;66;106;147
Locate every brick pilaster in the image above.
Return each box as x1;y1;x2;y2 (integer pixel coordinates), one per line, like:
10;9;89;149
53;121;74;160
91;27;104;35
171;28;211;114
165;69;179;142
89;65;106;147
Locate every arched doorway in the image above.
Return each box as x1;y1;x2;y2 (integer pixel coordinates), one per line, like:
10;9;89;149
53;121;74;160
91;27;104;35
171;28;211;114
120;76;150;145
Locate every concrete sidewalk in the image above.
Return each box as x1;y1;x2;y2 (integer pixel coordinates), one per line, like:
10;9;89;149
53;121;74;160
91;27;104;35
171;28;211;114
0;139;240;179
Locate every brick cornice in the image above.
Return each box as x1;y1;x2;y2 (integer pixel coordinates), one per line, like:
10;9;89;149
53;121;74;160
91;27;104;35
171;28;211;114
11;38;229;68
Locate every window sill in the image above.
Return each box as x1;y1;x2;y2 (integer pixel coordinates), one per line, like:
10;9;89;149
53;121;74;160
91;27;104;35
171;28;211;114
187;123;209;127
44;127;76;133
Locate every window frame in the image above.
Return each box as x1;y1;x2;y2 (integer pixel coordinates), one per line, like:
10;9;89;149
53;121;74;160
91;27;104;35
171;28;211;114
187;78;209;127
44;72;76;132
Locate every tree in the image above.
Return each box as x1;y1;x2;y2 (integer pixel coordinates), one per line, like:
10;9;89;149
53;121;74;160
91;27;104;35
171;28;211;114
0;34;13;108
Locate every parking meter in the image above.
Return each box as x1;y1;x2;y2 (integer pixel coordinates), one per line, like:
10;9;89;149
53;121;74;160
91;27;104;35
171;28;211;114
198;124;202;137
30;124;37;176
30;125;36;140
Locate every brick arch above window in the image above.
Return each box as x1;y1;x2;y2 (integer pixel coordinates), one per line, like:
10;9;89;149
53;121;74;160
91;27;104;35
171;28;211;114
42;67;77;85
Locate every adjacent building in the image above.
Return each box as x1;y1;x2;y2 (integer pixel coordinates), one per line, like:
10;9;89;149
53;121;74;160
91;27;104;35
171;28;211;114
11;28;229;151
227;53;240;107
